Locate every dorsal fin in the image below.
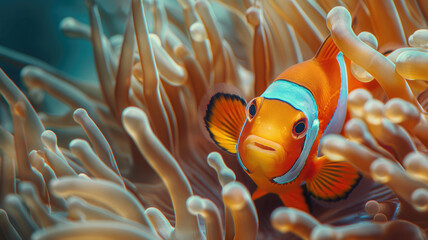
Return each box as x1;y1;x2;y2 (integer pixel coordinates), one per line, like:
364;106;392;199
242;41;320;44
315;35;340;61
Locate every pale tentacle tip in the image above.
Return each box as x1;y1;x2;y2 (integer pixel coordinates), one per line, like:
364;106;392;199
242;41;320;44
72;108;88;123
320;135;347;161
186;195;204;215
374;213;388;222
190;22;207;42
270;207;296;233
365;200;380;216
122;107;149;133
222;182;248;210
370;158;394;183
411;188;428;212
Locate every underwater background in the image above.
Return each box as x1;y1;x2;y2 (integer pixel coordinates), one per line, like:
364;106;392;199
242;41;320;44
0;0;428;239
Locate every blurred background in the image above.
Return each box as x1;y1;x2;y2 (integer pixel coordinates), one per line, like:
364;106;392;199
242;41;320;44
0;0;97;83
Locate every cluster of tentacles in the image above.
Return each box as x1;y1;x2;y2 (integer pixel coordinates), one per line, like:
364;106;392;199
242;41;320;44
1;0;428;239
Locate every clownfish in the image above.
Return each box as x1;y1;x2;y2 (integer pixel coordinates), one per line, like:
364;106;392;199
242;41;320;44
203;36;380;212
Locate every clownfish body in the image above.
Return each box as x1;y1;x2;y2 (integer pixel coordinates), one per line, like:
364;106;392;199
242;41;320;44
203;37;379;212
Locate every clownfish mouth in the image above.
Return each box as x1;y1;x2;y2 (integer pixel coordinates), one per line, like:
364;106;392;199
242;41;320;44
241;135;291;177
254;142;276;151
243;135;286;159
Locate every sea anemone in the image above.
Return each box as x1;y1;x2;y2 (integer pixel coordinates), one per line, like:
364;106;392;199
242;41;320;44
1;0;428;239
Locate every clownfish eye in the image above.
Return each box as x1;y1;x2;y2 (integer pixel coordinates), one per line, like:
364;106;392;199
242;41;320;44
246;98;260;121
292;118;308;139
249;102;256;117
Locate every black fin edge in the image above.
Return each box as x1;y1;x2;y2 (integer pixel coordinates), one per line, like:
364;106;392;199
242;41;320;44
204;92;246;154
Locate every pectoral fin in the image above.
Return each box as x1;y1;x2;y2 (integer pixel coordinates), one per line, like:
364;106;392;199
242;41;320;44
306;156;361;201
203;92;247;154
278;186;310;212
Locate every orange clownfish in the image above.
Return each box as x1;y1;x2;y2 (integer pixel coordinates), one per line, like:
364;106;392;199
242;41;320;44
203;37;379;212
